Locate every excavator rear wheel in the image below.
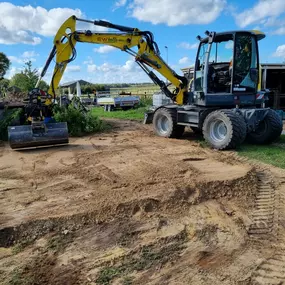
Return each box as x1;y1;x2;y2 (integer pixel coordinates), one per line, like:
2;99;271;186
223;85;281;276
203;110;247;150
153;108;184;138
247;109;283;144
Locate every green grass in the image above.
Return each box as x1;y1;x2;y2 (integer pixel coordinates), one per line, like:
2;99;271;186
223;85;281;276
91;106;146;121
96;240;187;285
237;135;285;168
12;239;33;255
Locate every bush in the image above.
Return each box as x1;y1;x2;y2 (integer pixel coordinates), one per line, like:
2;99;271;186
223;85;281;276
53;104;106;136
0;108;23;140
138;96;152;108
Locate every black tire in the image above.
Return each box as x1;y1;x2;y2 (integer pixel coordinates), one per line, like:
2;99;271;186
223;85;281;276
153;108;185;138
247;109;283;144
202;110;247;150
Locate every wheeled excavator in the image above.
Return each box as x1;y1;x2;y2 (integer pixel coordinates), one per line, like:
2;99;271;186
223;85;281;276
8;15;283;149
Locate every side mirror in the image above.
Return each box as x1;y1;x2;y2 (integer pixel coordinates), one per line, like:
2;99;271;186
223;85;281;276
250;68;258;83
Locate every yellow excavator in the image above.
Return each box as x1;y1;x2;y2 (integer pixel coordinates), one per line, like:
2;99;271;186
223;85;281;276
8;15;283;149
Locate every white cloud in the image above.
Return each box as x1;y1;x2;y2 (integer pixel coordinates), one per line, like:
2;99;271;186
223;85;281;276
87;64;97;73
8;56;24;64
178;56;190;65
113;0;127;11
128;0;226;26
273;45;285;58
93;46;117;54
234;0;285;28
0;27;41;45
274;26;285;35
0;3;108;45
8;50;39;64
178;42;198;50
6;66;23;79
66;65;81;72
0;3;83;35
83;56;94;65
22;51;39;58
87;60;151;83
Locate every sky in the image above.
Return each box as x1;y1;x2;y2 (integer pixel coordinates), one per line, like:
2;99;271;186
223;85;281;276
1;0;285;85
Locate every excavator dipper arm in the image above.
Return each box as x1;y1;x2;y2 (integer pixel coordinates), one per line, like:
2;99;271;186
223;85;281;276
38;16;189;105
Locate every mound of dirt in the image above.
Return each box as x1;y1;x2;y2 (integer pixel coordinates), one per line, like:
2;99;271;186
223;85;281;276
1;119;284;285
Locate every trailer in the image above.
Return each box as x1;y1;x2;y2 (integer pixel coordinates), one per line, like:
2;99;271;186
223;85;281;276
96;92;140;111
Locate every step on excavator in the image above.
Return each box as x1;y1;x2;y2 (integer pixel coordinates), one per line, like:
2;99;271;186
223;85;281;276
8;15;283;149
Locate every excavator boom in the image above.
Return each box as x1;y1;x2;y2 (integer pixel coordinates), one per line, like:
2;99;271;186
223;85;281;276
39;15;189;105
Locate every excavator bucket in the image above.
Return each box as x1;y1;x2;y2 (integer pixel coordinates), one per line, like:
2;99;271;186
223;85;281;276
8;122;69;149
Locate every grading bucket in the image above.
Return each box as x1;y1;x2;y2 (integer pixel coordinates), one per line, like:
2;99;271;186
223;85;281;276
8;122;69;149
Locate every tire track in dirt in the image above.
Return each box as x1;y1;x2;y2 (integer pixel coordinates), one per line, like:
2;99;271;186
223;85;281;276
252;255;285;284
248;172;276;238
251;178;285;284
213;152;278;239
213;151;285;284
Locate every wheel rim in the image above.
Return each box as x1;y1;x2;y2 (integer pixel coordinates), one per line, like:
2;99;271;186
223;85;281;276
157;115;170;134
209;119;228;142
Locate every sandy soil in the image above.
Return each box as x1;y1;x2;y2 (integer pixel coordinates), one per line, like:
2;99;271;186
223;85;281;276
0;119;285;285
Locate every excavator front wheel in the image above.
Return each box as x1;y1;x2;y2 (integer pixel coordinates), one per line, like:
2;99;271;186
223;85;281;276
203;110;247;150
153;108;184;138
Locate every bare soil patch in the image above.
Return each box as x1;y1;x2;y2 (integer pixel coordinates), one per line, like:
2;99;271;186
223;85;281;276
1;119;284;284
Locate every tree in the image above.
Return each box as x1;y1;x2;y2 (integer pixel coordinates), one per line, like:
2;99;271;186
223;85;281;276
38;80;49;92
0;78;10;89
0;78;10;97
9;61;48;92
22;61;38;91
82;84;93;94
0;52;10;79
9;73;26;91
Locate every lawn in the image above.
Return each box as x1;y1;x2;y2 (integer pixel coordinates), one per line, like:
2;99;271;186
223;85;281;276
237;135;285;169
91;106;146;120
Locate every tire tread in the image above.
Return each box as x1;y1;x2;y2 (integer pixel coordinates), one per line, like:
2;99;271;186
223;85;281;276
153;108;184;138
202;110;247;150
247;109;283;144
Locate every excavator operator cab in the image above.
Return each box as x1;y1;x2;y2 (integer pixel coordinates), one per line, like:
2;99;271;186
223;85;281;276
193;30;265;107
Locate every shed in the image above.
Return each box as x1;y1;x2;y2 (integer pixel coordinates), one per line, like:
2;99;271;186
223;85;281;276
60;80;91;94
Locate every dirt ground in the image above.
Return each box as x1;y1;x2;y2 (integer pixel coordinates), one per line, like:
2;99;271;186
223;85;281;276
1;119;285;285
